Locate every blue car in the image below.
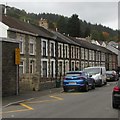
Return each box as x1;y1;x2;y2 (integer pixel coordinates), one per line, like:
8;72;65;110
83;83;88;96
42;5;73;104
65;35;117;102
63;71;95;92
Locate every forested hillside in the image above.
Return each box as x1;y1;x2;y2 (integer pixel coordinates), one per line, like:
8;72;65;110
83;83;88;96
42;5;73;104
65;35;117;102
1;4;119;42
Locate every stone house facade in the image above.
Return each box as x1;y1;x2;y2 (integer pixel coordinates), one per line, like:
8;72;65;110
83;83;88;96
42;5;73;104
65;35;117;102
1;15;118;93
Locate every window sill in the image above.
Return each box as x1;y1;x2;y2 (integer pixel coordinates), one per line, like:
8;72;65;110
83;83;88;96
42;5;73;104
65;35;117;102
29;53;35;56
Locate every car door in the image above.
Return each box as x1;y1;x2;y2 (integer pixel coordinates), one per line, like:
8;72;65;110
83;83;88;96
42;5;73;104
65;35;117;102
85;72;92;86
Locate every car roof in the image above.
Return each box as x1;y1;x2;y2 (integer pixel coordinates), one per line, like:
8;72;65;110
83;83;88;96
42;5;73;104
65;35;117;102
84;66;105;69
66;71;84;74
106;71;116;73
106;70;116;72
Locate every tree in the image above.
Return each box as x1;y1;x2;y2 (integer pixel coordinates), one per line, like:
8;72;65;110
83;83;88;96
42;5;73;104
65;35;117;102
84;26;91;37
102;32;109;41
67;14;80;37
57;16;67;34
91;30;100;40
48;21;56;31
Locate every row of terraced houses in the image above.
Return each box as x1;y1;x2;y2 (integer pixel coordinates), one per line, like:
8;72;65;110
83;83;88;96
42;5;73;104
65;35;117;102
1;15;118;94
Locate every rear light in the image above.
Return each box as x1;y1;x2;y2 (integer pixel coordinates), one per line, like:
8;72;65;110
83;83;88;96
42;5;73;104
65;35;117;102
113;86;120;92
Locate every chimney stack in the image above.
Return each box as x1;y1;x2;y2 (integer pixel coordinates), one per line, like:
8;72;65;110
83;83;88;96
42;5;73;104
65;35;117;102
4;3;7;16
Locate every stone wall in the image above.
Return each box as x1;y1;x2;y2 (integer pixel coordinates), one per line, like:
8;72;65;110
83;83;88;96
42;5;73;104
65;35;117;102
2;38;19;97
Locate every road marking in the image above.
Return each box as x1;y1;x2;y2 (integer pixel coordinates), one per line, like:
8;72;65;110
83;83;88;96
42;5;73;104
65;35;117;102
25;99;57;104
1;109;30;114
49;95;63;100
19;103;34;110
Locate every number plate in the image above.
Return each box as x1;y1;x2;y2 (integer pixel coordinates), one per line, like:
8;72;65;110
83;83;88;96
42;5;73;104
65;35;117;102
69;82;76;85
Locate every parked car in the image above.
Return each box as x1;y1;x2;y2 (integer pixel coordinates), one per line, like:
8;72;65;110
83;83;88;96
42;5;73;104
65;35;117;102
63;71;95;92
83;66;107;87
106;70;119;82
112;79;120;108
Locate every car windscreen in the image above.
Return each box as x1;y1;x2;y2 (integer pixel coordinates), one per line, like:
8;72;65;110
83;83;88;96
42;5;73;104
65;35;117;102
83;68;100;75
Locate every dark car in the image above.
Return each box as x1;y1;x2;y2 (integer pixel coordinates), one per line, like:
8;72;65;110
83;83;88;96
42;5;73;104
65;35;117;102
106;70;118;82
112;78;120;108
63;71;95;92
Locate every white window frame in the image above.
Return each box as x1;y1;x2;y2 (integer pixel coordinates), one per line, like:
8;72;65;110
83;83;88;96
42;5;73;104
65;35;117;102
29;60;34;74
81;61;84;70
76;47;79;59
50;59;55;77
71;46;74;59
64;44;69;58
58;60;64;76
89;50;92;60
41;59;48;77
18;34;25;54
85;49;88;60
50;41;55;57
19;40;24;54
65;60;69;73
19;61;25;75
29;38;35;55
101;53;105;61
81;48;84;59
71;60;75;71
41;38;48;56
76;61;79;69
58;43;63;58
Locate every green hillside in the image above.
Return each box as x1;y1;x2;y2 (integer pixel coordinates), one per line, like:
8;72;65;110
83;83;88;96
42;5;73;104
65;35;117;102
1;4;119;42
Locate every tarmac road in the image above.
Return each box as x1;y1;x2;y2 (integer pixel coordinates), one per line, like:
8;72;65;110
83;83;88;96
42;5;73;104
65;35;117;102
2;82;120;119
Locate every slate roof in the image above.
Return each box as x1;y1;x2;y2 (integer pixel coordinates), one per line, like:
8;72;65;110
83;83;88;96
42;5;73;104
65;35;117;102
1;15;79;45
68;37;116;54
1;15;54;39
52;31;80;46
1;15;118;55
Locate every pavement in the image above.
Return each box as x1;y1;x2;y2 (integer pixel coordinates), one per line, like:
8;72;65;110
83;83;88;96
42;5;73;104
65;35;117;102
2;87;63;108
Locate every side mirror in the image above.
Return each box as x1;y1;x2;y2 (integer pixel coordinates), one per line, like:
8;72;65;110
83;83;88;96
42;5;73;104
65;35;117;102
119;73;120;77
89;75;92;77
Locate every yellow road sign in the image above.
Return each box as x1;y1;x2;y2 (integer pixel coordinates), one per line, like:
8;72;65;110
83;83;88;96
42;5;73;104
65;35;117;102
15;48;20;65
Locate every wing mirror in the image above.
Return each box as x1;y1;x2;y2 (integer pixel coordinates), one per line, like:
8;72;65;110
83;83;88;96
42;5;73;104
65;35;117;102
89;75;92;77
119;73;120;77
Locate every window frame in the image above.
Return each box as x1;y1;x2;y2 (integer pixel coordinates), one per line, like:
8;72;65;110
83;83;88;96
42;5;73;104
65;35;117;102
50;42;55;57
19;61;25;75
43;41;46;56
43;61;47;77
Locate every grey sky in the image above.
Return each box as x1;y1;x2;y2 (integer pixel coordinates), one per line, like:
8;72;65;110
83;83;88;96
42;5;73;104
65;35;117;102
0;0;119;30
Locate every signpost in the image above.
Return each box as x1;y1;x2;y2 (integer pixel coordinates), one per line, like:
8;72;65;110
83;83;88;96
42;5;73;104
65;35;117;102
15;48;20;95
15;48;20;65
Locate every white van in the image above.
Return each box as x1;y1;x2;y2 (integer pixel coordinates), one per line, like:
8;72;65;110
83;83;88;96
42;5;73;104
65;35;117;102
83;66;107;86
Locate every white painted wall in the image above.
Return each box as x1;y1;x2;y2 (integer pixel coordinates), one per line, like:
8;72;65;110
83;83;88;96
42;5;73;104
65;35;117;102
0;22;9;38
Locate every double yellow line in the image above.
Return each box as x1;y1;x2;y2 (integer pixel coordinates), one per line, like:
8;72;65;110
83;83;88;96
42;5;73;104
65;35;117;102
2;103;33;114
2;95;63;114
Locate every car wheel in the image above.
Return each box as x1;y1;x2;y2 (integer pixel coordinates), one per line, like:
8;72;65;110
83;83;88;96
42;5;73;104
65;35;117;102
98;80;102;87
112;102;118;109
104;81;107;85
84;84;89;92
64;87;68;92
92;82;95;89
